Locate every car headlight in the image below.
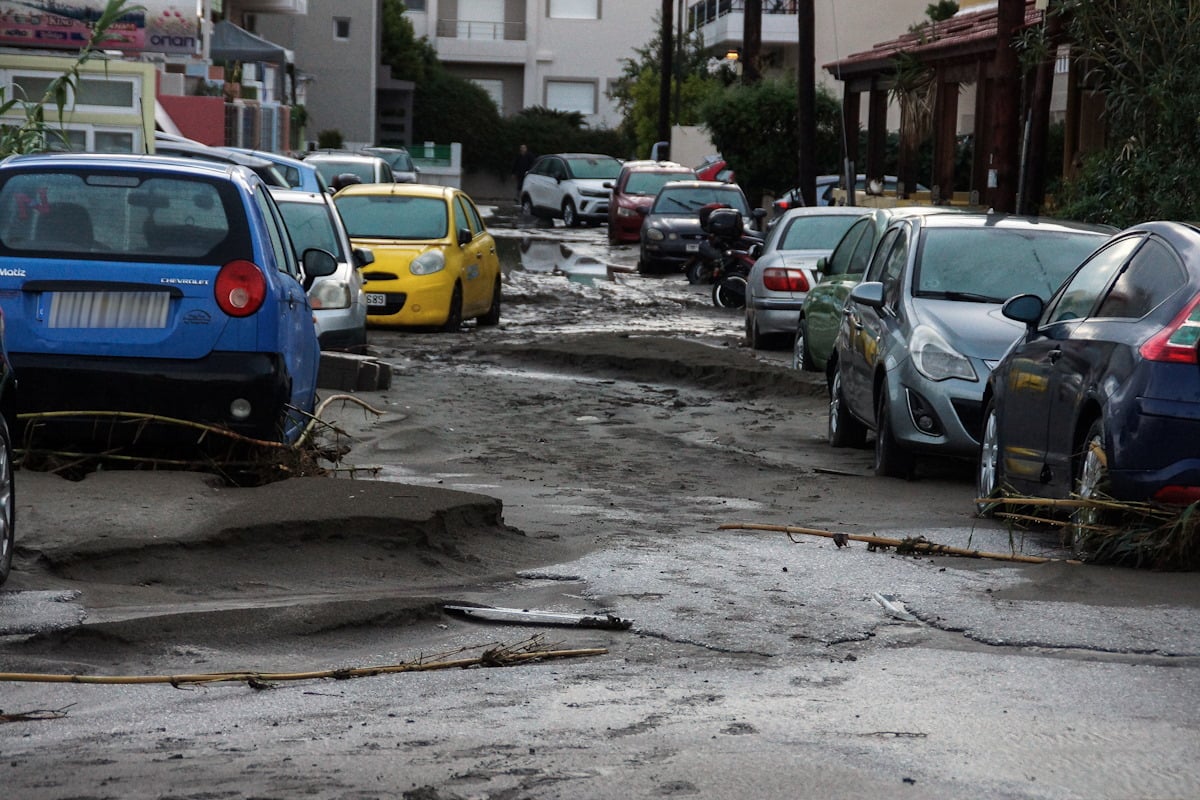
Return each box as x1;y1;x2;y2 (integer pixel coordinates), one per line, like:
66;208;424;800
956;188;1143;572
309;278;351;310
645;228;665;242
910;324;977;382
410;250;446;275
618;207;639;218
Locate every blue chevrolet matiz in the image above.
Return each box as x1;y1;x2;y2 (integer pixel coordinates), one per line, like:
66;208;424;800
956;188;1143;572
0;153;336;445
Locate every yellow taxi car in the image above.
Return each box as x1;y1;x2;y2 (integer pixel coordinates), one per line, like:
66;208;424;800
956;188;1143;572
332;183;501;330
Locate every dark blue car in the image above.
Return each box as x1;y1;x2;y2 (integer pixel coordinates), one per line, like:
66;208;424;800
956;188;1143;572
0;153;336;445
978;220;1200;518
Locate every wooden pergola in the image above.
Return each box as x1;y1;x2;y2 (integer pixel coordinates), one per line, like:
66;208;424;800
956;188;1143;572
823;1;1104;212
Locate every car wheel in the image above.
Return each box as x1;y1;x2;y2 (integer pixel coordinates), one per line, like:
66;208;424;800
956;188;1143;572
637;257;659;275
685;257;706;285
976;399;1004;517
478;278;501;326
1069;418;1109;554
793;318;815;371
874;386;915;479
0;414;12;587
440;284;463;332
827;366;867;448
562;198;580;228
520;195;535;217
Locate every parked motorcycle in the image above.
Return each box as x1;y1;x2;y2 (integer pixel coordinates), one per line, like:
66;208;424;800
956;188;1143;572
689;207;760;308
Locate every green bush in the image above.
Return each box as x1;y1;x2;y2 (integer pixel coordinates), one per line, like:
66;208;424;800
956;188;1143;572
317;129;344;150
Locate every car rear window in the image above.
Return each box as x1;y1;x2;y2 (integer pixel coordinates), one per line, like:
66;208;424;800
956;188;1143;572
275;200;345;261
778;215;860;251
0;169;251;264
335;194;448;240
311;160;375;184
625;171;693;196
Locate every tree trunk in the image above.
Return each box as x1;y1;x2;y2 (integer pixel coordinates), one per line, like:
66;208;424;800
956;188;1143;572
742;0;762;85
989;0;1023;212
795;1;815;206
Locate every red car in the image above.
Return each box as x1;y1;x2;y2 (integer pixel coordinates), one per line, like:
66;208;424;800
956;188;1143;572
694;156;735;184
605;160;696;245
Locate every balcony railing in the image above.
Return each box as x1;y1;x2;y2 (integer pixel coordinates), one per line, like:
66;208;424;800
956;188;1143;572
688;0;798;31
435;18;526;41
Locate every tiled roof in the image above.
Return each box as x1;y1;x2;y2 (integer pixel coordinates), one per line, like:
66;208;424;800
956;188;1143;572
825;1;1046;78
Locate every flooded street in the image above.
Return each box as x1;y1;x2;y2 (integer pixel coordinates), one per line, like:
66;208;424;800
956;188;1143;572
1;208;1198;800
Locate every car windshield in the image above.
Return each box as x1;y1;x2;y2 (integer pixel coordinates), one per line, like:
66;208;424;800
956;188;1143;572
275;200;345;260
565;157;621;180
0;170;247;263
652;187;749;216
915;227;1106;302
334;195;448;240
777;215;860;251
625;172;692;196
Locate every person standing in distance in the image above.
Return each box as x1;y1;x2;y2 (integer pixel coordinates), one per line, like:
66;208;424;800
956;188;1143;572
512;144;536;204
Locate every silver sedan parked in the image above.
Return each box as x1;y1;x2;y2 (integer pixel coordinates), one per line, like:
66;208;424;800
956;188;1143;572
744;206;867;349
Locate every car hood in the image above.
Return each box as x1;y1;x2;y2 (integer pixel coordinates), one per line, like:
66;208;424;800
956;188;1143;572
910;298;1025;361
646;215;703;233
353;240;439;269
573;178;615;193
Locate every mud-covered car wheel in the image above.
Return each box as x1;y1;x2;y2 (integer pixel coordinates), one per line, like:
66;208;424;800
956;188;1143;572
0;414;16;586
828;367;867;448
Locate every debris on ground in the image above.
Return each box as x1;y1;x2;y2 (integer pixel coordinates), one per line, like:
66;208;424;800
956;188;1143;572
444;604;633;630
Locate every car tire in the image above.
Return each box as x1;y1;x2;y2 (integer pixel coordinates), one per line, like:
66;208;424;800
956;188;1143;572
440;285;463;332
976;399;1004;517
478;279;501;326
793;318;815;371
562;198;580;228
520;195;535;218
874;386;915;479
637;257;659;275
827;365;867;448
1069;418;1109;554
0;413;12;587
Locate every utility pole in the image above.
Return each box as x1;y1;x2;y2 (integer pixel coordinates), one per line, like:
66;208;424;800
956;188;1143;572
989;0;1023;212
796;0;815;207
742;0;762;84
658;0;673;159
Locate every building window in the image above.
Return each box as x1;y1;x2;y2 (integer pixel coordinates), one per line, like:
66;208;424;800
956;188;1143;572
334;17;351;40
549;0;599;19
459;0;504;39
406;0;426;9
471;79;504;111
8;72;138;112
546;80;595;115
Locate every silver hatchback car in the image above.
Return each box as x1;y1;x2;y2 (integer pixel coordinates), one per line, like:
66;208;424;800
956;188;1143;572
270;188;372;351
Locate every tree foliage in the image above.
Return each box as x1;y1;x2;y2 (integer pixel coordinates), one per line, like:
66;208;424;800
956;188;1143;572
1054;0;1200;226
0;0;141;156
700;79;842;202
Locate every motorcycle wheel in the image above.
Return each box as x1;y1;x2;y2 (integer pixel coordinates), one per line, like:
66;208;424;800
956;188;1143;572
712;274;747;308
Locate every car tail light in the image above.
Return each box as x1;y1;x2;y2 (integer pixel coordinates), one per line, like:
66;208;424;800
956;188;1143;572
762;267;809;293
215;260;267;317
1140;294;1200;364
1152;485;1200;505
776;200;790;211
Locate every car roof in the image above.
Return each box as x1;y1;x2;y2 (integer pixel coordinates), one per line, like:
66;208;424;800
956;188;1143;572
542;152;619;160
776;205;871;219
268;187;331;204
659;180;743;190
333;182;459;200
1;151;253;181
304;152;384;164
913;212;1116;236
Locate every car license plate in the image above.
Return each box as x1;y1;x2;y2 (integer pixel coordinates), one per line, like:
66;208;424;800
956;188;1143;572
366;293;387;307
48;291;170;329
686;243;700;253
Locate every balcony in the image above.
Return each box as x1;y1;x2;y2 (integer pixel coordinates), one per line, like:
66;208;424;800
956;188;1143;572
435;17;527;64
688;0;800;50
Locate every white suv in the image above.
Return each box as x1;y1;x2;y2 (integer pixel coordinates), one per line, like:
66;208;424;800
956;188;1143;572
520;153;621;227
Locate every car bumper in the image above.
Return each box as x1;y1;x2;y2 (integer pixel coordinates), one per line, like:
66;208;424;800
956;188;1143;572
314;308;367;351
10;351;298;442
642;239;703;266
1108;396;1200;502
888;368;986;459
363;276;455;327
749;296;805;336
578;198;608;220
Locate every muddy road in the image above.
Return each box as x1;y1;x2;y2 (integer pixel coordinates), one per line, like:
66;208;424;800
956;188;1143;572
2;211;1199;800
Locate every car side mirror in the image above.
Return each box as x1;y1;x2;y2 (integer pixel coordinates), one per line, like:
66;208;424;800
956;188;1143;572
603;181;613;189
353;246;375;268
301;247;338;289
815;256;828;280
1002;293;1044;329
849;281;885;309
749;243;762;259
457;227;473;246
